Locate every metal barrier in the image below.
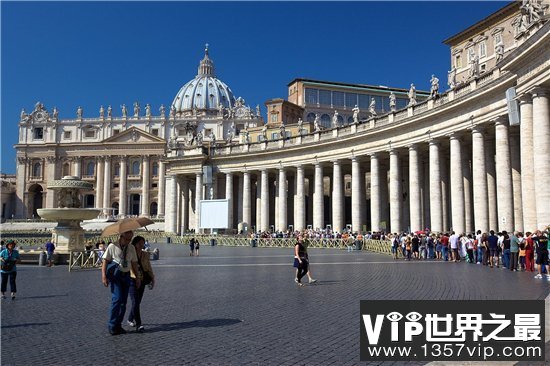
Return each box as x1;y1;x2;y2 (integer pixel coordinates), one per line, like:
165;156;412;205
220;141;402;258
69;250;103;272
363;239;392;255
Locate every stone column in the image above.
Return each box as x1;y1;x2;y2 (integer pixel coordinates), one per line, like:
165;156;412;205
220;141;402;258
509;130;523;232
295;166;305;231
237;175;243;224
141;156;150;216
313;163;324;230
195;172;203;232
370;154;381;232
45;157;57;209
351;157;364;232
95;158;104;210
260;170;269;231
519;94;537;232
158;161;166;217
119;157;127;217
462;147;473;233
15;157;27;218
449;134;465;234
389;150;403;233
408;145;422;232
494;118;514;232
332;160;344;233
165;175;177;233
472;127;489;233
103;157;112;216
256;179;261;232
307;177;314;228
429;141;443;232
226;173;234;231
485;139;497;231
181;179;189;233
277;168;287;231
532;88;550;229
74;157;81;178
243;171;251;232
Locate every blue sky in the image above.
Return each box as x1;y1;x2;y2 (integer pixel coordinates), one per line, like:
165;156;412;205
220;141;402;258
1;1;508;174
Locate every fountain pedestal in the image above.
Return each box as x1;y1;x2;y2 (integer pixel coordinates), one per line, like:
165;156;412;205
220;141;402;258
37;176;101;255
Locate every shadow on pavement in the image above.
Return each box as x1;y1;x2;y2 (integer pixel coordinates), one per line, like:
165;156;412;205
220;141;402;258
145;318;242;333
1;322;50;329
21;294;69;300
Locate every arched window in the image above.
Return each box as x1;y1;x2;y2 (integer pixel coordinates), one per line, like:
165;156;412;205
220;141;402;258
320;114;331;129
337;115;344;124
114;164;120;177
152;163;159;176
347;116;354;124
32;162;41;177
150;202;158;216
306;112;316;122
62;163;70;177
131;161;140;175
86;162;95;176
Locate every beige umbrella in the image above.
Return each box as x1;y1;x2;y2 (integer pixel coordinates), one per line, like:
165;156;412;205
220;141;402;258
101;217;154;237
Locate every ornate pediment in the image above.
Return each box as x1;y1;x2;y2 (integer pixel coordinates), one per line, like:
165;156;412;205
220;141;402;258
102;127;165;144
20;102;56;125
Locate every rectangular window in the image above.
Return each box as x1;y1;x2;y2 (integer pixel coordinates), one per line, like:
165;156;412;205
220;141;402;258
113;183;119;188
332;91;344;107
271;114;278;122
151;129;159;136
84;130;95;138
34;127;44;140
455;55;462;68
479;41;487;58
113;129;120;135
345;93;357;108
63;131;71;139
204;129;212;137
152;183;158;188
271;132;279;139
178;129;185;136
285;131;292;139
494;34;502;45
358;94;370;109
305;88;318;105
257;135;264;142
319;90;331;106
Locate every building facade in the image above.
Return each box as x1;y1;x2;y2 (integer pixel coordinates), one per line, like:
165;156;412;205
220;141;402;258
13;1;550;235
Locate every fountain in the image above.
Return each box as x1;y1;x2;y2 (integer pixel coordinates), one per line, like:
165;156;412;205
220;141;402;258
37;176;101;254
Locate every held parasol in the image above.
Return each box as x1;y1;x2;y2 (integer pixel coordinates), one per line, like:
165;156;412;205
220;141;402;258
101;217;154;237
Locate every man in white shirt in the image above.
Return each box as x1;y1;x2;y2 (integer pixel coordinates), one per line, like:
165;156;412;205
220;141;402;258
102;230;140;335
449;231;460;262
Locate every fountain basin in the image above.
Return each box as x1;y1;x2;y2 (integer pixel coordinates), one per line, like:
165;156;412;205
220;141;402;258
37;208;101;221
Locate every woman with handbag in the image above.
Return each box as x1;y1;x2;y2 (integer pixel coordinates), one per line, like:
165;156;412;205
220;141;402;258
1;240;21;300
293;237;309;286
127;236;155;332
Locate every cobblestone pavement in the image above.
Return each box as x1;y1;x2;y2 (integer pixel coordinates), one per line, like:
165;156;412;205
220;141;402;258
2;245;549;366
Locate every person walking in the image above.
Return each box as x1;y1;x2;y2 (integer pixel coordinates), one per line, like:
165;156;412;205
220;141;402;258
194;239;200;256
533;230;549;279
1;240;20;300
45;240;55;267
487;230;499;268
127;236;155;332
501;232;511;269
101;230;140;335
293;237;309;286
189;238;195;256
509;232;520;271
525;232;535;272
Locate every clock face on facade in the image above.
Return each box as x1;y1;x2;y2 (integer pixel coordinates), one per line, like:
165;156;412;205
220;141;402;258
235;107;246;118
33;111;48;123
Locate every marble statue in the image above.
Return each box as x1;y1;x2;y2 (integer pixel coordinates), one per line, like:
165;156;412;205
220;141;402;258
429;74;439;98
226;130;234;143
261;124;268;140
218;103;224;117
243;129;250;144
210;131;216;141
522;0;543;25
170;105;176;118
389;93;397;112
76;106;83;119
196;131;203;145
107;105;112;118
52;107;59;120
99;105;105;118
121;104;128;118
20;108;27;121
280;123;286;139
332;110;339;128
448;67;457;89
34;102;45;112
256;105;261;118
297;117;303;129
352;105;360;123
133;102;140;117
408;84;417;106
369;98;377;116
495;40;505;62
145;104;151;117
314;113;321;132
159;104;166;117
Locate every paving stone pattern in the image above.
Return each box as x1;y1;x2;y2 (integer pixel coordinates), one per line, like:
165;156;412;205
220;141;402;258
1;246;549;366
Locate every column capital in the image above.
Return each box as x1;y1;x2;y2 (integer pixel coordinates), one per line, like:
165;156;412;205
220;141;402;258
428;139;441;147
470;125;485;135
407;143;419;151
493;115;509;127
331;159;341;165
516;92;533;105
367;152;379;159
295;165;304;171
531;86;549;98
118;155;127;162
388;148;400;156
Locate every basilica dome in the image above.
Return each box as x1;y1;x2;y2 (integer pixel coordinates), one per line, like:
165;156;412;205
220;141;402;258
172;45;236;113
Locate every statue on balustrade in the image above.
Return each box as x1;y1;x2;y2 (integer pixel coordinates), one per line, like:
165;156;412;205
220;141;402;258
170;105;176;119
76;106;83;119
261;124;268;140
218;103;224;118
352;105;360;123
145;104;151;118
99;105;105;118
332;110;339;128
196;131;203;146
159;104;166;118
429;74;439;98
408;84;417;106
52;107;59;120
495;40;505;62
121;104;128;118
107;105;112;118
369;98;377;116
314;113;321;132
256;105;261;118
468;55;479;79
226;130;234;143
447;67;457;89
280;123;286;139
389;93;396;112
133;102;140;118
20;108;28;121
243;129;250;144
297;117;304;129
